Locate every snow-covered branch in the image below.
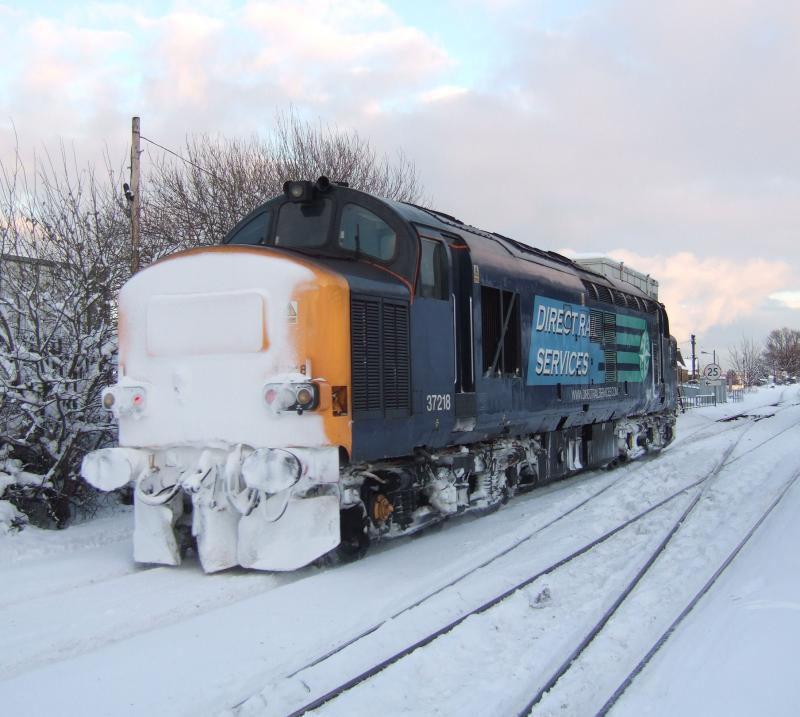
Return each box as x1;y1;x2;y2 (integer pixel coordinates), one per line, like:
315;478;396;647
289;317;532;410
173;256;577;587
0;147;129;527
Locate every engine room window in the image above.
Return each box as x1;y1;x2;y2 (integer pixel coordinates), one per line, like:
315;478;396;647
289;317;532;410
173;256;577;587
418;238;448;300
338;204;396;261
275;199;331;248
481;286;521;376
228;211;271;245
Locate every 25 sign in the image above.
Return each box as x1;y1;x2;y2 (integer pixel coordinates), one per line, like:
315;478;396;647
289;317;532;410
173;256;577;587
703;363;722;379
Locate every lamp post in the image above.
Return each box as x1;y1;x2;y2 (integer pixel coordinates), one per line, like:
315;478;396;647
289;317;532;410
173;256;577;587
701;349;716;366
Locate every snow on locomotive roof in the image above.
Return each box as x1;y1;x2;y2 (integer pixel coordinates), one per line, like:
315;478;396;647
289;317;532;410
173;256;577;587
389;200;658;305
572;256;659;300
390;200;581;272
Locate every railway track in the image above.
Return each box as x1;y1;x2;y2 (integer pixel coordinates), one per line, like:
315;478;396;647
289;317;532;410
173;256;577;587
665;385;796;451
594;467;800;716
516;420;760;715
252;396;800;704
232;408;789;716
517;401;800;715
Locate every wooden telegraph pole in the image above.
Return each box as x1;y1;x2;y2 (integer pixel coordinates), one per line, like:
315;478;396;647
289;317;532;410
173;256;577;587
130;116;141;274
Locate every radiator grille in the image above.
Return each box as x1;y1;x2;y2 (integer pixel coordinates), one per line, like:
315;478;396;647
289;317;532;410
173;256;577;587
602;311;616;344
589;309;603;342
351;296;410;416
382;302;410;410
604;349;618;382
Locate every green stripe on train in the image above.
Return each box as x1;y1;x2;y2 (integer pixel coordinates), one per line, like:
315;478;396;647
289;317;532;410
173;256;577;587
616;333;641;347
615;314;650;383
616;350;641;364
615;314;648;330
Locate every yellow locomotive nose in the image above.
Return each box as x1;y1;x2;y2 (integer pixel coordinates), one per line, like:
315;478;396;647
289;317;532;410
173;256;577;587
81;245;354;572
114;245;352;455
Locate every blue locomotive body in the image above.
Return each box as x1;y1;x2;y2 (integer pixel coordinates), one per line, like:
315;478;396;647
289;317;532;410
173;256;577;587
221;178;676;553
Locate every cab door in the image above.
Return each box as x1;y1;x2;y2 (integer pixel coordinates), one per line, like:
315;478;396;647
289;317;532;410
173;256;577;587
410;229;477;445
442;232;477;428
410;234;455;445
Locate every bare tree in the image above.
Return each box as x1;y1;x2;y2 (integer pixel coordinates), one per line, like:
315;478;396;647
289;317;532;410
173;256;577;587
0;115;423;529
727;337;765;388
143;110;425;255
0;145;129;527
763;327;800;379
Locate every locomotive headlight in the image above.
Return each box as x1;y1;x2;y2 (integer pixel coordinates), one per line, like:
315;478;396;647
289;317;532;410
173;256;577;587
295;387;314;407
292;383;319;410
263;381;319;413
283;180;313;202
104;385;148;418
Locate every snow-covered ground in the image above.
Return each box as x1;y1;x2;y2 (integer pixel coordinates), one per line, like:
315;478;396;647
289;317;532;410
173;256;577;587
1;385;798;717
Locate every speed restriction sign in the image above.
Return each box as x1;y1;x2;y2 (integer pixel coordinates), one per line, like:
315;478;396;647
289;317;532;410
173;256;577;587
703;363;722;379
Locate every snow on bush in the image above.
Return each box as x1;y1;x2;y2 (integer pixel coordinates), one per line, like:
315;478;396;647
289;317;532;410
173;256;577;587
0;498;27;533
0;149;129;527
0;116;424;530
0;458;35;532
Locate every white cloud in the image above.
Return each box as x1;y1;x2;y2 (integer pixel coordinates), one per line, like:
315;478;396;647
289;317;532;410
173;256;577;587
594;250;792;343
418;85;469;103
770;291;800;310
0;1;454;167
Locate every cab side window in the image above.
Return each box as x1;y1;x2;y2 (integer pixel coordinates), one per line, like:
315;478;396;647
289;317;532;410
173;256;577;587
227;211;271;245
418;238;448;300
338;204;396;261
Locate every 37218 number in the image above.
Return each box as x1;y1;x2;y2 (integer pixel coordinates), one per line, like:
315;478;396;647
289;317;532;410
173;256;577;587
425;393;451;412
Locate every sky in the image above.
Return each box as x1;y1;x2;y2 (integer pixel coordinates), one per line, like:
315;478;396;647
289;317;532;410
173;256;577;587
1;0;798;366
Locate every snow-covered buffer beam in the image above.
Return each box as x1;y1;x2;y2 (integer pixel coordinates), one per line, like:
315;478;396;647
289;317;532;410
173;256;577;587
82;443;340;572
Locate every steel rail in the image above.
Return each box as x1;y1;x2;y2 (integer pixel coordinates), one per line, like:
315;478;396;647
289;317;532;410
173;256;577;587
594;467;800;716
279;471;716;717
517;413;800;716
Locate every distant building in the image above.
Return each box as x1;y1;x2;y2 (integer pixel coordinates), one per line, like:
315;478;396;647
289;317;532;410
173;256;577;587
573;256;659;300
676;349;690;383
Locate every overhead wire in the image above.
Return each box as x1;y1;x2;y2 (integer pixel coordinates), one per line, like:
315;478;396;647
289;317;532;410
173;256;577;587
139;134;221;181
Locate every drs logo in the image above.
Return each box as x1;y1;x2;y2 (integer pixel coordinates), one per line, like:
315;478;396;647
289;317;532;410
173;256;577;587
426;394;451;412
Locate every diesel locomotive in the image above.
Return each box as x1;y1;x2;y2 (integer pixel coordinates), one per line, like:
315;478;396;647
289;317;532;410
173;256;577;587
82;177;677;572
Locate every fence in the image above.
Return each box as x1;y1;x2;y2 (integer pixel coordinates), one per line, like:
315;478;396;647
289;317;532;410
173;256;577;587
679;382;728;410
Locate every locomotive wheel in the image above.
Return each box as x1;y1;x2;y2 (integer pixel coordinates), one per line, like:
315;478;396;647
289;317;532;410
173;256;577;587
338;504;370;561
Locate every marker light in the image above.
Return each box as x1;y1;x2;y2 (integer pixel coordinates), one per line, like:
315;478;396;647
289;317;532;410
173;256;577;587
262;381;319;413
102;385;148;417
